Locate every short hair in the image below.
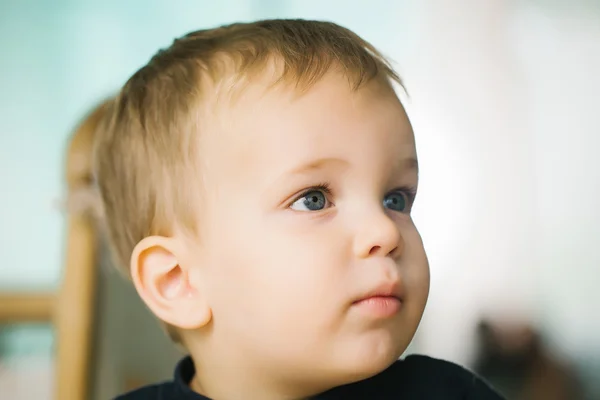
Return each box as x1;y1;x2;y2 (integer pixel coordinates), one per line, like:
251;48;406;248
94;18;402;275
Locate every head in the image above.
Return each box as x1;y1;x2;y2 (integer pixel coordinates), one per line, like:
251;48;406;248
94;19;430;398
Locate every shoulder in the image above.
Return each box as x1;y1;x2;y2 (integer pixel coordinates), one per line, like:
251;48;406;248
113;381;177;400
322;354;505;399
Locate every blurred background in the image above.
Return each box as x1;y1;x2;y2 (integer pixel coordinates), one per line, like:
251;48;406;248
1;0;599;399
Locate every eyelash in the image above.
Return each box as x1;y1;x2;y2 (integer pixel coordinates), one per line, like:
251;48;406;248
290;182;333;205
288;183;418;210
395;186;418;207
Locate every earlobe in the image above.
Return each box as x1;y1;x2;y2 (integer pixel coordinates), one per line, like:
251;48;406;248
130;236;212;330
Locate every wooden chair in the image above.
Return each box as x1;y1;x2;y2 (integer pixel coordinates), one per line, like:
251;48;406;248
0;98;180;399
0;100;108;400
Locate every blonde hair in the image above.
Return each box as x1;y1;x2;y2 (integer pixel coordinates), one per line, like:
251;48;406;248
94;18;401;279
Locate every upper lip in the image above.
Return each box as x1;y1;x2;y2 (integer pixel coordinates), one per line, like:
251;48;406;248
353;280;403;303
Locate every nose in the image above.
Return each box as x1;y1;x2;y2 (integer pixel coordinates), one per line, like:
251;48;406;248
353;209;404;259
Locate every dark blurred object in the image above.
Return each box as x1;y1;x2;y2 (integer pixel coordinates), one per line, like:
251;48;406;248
473;319;583;400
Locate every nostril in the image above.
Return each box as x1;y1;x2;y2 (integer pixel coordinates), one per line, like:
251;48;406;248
369;244;401;257
368;245;382;256
369;245;398;257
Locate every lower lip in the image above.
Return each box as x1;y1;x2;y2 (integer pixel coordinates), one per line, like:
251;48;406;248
352;296;401;318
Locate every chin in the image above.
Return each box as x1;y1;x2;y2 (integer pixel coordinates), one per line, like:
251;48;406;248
335;338;405;384
361;351;400;377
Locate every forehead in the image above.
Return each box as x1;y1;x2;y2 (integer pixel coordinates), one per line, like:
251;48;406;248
201;71;416;183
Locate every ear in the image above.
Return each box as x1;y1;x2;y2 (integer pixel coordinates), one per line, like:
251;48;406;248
130;236;212;330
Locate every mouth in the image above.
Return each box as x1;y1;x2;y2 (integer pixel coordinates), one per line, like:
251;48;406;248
352;282;403;318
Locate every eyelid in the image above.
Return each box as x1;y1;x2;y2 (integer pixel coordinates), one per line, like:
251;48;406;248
390;186;417;200
282;183;417;210
387;186;418;211
286;183;333;208
390;183;417;193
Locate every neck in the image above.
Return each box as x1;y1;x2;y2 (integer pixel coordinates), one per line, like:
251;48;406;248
186;346;332;400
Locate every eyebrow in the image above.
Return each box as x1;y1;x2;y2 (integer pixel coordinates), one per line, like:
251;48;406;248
266;155;419;201
400;157;419;174
284;155;418;178
285;157;349;176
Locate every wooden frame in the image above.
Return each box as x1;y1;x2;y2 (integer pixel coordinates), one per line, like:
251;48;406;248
0;293;55;323
54;100;110;400
0;99;110;400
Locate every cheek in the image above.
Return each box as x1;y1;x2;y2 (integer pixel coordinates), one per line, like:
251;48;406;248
212;215;349;320
402;226;431;304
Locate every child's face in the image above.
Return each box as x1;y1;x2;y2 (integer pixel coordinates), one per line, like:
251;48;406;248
193;71;430;388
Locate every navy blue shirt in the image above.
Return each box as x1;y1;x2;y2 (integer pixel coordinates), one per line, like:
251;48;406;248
116;355;504;399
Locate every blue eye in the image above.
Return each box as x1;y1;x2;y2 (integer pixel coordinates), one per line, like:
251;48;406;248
291;190;328;211
384;191;408;212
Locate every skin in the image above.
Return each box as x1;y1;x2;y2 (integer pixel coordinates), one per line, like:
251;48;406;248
131;69;430;400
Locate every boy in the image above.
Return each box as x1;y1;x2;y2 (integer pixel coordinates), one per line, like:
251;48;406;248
94;19;504;399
